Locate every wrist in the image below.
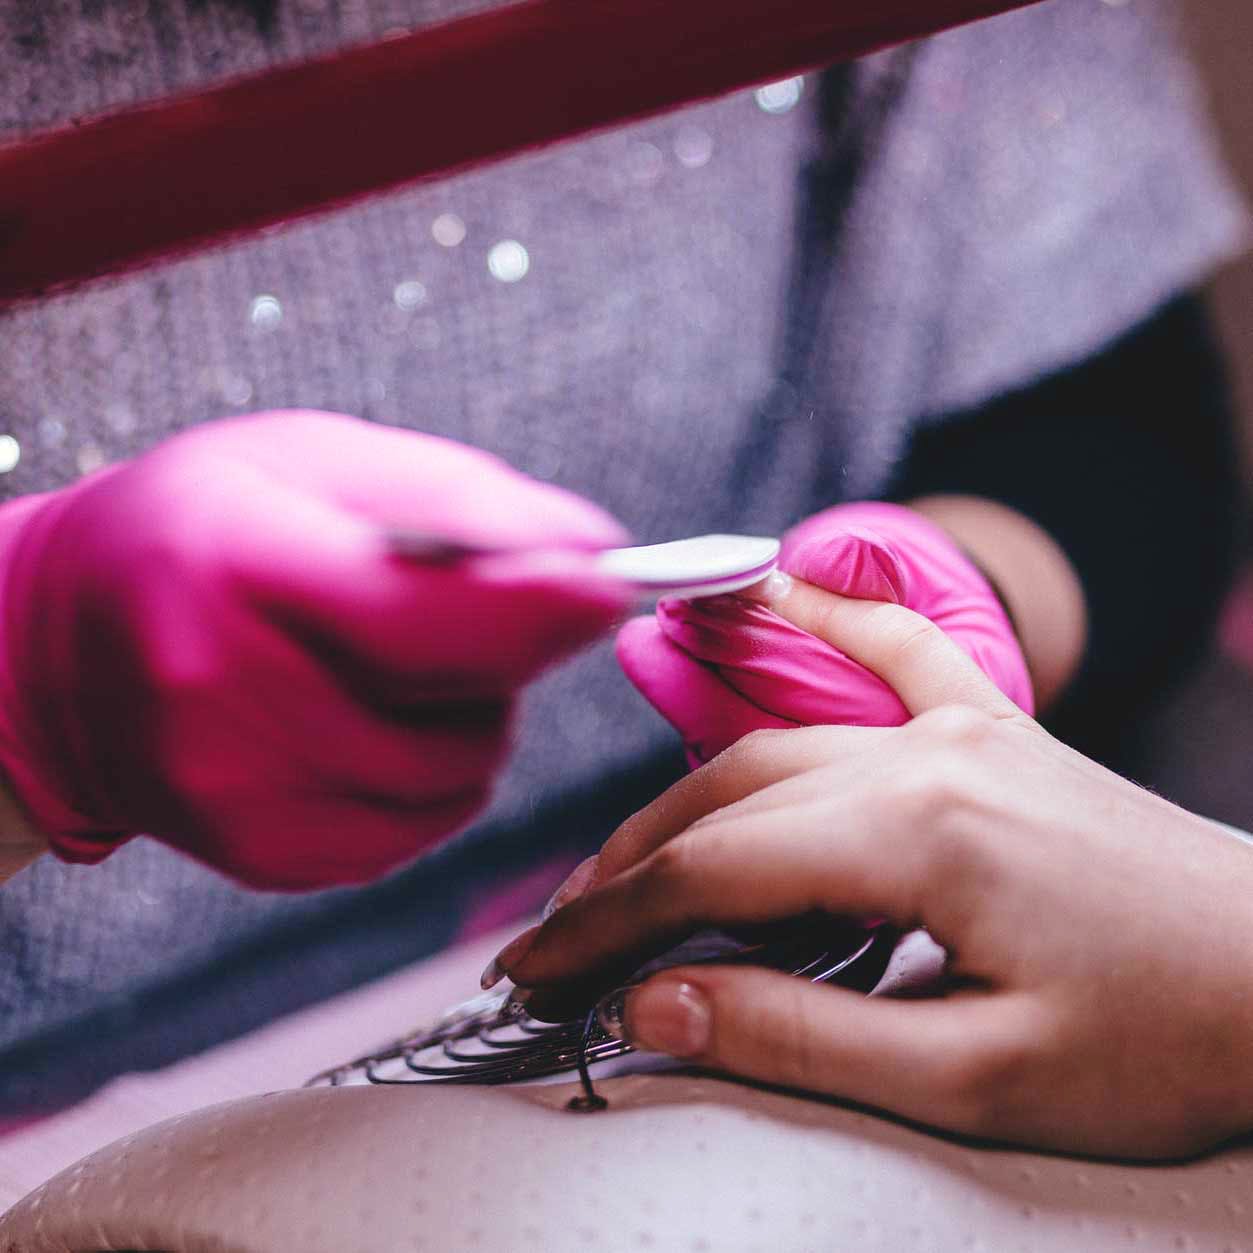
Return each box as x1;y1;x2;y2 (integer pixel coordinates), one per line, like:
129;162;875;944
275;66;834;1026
951;540;1020;640
906;494;1087;712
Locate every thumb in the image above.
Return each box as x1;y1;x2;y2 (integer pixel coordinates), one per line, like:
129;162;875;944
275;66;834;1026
608;966;1030;1138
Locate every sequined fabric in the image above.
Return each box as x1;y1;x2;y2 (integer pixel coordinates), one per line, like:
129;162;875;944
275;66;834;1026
0;0;1245;1109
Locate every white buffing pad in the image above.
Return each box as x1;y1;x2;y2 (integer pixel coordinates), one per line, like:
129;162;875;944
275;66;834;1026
595;533;780;598
389;529;781;600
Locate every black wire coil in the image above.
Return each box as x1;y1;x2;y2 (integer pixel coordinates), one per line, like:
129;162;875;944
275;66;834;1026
307;921;898;1093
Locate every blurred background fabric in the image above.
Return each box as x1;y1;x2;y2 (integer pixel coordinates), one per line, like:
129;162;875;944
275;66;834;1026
1186;0;1253;480
1125;0;1253;832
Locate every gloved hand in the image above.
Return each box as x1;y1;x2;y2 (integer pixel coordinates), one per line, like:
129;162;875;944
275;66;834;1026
617;501;1033;765
0;411;629;889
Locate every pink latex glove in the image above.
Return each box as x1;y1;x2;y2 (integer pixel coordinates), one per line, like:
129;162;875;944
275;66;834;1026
617;501;1033;765
0;411;629;889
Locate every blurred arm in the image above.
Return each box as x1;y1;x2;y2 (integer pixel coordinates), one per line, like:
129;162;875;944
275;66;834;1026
908;494;1086;713
0;775;47;884
891;297;1241;744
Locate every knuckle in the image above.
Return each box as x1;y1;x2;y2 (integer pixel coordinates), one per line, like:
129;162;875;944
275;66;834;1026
911;704;997;751
644;833;705;894
882;752;969;832
778;988;832;1091
887;707;1003;832
705;727;793;798
727;726;789;765
881;762;991;889
939;1033;1037;1137
869;603;942;665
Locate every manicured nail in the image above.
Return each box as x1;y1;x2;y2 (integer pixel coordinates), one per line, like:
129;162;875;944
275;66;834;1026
598;979;710;1058
542;856;599;921
745;569;792;605
480;924;540;990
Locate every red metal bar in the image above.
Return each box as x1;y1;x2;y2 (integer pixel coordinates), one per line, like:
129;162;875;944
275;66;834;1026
0;0;1037;305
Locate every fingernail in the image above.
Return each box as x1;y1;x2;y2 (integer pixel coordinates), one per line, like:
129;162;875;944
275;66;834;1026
541;856;599;921
744;569;792;605
596;986;632;1041
480;924;540;990
599;979;711;1058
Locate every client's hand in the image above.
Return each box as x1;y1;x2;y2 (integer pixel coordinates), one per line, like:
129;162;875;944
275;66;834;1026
0;411;628;888
617;501;1034;767
496;580;1253;1159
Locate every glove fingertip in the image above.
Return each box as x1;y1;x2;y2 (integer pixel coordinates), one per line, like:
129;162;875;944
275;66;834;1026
782;525;909;604
615;615;690;691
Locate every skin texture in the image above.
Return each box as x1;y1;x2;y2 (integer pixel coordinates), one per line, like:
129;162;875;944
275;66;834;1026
496;577;1253;1160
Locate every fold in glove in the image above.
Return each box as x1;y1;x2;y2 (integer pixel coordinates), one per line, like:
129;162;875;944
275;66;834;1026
617;502;1033;766
0;412;628;888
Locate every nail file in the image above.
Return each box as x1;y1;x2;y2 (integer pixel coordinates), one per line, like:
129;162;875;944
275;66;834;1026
593;534;780;598
388;532;780;599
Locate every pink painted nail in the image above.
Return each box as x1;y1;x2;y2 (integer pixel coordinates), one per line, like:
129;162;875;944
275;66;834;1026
480;924;540;990
541;856;599;921
605;980;710;1057
743;569;792;604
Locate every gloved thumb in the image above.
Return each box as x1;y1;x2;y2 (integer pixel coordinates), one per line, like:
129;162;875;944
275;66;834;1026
616;616;798;765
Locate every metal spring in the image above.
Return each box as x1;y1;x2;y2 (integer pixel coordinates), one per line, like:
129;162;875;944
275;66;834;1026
306;922;897;1101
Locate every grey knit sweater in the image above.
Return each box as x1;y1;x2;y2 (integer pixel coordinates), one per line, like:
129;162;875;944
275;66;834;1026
0;0;1245;1108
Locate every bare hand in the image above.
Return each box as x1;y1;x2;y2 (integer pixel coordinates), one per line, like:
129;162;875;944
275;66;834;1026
494;580;1253;1158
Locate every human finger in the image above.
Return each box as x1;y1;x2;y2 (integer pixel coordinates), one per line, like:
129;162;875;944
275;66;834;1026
654;595;909;727
587;722;891;890
605;966;1040;1140
755;574;1025;720
501;800;926;995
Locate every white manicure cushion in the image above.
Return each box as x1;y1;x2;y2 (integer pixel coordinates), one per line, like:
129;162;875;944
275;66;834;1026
4;1068;1253;1251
